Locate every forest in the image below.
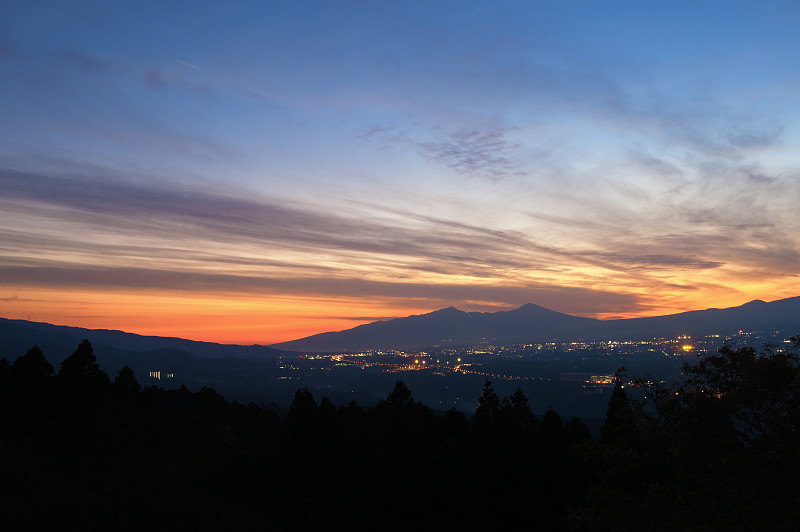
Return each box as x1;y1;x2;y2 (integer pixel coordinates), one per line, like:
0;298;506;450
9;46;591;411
2;337;799;531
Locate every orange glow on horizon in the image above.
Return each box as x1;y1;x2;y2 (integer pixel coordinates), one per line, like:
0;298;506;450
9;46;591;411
2;283;796;345
0;287;421;345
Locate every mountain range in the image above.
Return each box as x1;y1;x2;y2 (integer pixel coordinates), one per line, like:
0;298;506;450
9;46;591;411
2;296;798;358
0;317;287;367
272;296;800;352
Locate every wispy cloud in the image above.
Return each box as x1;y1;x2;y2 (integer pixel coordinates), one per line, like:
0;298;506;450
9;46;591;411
6;164;795;319
362;125;526;181
418;129;525;181
172;58;207;72
0;168;546;276
0;262;644;317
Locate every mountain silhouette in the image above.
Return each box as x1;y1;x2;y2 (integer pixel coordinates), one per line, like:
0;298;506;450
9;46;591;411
0;317;289;366
3;296;798;356
272;296;800;352
604;297;800;339
270;303;600;353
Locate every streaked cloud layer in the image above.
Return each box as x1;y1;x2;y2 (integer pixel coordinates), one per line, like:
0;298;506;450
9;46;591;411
1;1;799;343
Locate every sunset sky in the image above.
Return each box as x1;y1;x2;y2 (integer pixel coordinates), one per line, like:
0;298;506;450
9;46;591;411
2;1;799;344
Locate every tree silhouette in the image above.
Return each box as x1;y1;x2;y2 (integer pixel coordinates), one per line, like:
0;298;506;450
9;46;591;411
383;380;415;409
541;406;564;435
12;345;54;392
499;387;536;429
580;341;800;530
564;416;592;445
474;379;500;425
288;387;317;422
114;365;141;393
600;367;637;445
0;341;608;531
58;339;108;386
682;340;800;452
0;357;9;394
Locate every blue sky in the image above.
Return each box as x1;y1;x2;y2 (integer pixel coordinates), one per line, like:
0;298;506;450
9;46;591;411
1;1;799;343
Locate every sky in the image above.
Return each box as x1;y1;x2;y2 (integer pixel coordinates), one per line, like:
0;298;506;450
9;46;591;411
2;0;799;345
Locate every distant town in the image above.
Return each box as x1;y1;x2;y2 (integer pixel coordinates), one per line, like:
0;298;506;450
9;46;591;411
140;328;796;419
275;328;792;383
2;311;795;420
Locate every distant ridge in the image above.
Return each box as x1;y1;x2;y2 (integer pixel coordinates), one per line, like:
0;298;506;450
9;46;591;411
3;296;798;356
0;317;290;366
272;296;800;352
271;303;599;353
0;318;308;409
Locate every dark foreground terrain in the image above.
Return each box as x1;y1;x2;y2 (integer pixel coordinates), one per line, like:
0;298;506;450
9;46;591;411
2;337;799;531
